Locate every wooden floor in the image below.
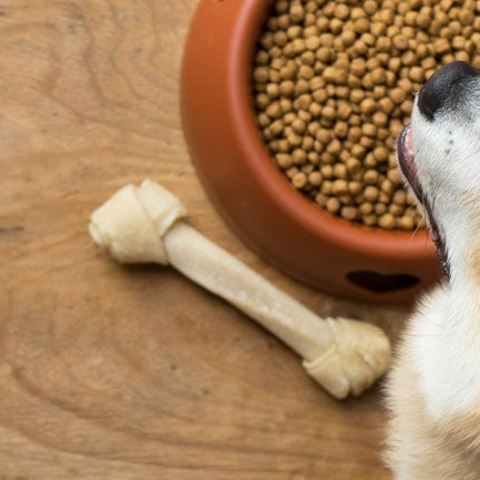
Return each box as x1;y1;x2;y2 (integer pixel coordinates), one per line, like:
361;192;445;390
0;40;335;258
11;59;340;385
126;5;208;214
0;1;415;478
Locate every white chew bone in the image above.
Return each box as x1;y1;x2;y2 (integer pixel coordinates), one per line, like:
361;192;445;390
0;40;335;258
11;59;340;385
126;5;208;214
89;180;391;399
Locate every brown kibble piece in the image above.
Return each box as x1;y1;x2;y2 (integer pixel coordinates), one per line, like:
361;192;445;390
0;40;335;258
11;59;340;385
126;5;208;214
276;153;293;169
292;172;308;189
252;0;480;231
289;4;305;23
308;171;322;186
398;215;415;230
341;206;358;221
333;179;349;195
378;213;396;230
364;169;379;185
326;197;341;214
364;186;379;202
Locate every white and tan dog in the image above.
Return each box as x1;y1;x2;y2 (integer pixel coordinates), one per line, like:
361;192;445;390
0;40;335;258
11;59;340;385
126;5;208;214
385;61;480;479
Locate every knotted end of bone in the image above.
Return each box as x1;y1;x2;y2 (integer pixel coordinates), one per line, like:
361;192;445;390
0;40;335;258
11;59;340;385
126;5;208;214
89;179;186;264
303;317;391;399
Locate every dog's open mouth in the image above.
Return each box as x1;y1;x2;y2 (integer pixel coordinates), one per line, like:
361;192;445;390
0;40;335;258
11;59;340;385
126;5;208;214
397;124;450;276
397;124;422;201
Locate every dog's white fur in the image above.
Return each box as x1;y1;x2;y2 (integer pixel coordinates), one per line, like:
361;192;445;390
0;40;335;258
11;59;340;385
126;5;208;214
385;70;480;479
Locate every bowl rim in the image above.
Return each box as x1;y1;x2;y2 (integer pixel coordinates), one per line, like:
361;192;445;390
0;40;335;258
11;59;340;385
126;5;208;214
227;0;435;262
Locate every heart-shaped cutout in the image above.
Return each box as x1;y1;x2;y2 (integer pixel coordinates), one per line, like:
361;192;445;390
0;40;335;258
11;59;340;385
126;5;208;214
346;270;420;293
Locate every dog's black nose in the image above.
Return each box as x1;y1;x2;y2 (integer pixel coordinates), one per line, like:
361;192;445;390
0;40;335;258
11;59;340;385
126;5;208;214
417;61;480;120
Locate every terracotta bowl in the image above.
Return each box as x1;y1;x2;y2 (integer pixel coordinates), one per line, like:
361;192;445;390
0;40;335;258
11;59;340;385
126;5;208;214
180;0;441;302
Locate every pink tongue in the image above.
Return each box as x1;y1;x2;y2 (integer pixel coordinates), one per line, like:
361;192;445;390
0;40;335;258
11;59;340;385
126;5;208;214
405;124;414;160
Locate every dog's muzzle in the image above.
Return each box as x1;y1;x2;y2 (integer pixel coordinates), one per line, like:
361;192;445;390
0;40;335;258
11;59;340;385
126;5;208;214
397;123;450;276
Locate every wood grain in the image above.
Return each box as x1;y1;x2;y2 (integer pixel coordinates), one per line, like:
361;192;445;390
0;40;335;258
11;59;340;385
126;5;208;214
0;1;414;478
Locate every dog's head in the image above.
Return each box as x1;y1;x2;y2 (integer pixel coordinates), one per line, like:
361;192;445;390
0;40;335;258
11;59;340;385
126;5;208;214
397;61;480;278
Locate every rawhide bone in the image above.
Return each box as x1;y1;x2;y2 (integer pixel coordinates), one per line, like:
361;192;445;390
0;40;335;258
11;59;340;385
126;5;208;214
89;180;391;399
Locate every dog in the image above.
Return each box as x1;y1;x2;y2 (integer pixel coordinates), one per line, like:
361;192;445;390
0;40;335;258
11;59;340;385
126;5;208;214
384;61;480;479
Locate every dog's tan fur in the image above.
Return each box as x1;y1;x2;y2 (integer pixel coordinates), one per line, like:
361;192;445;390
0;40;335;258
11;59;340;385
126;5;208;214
385;283;480;479
384;62;480;479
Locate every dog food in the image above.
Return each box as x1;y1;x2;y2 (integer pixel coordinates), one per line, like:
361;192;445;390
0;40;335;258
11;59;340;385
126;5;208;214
253;0;480;229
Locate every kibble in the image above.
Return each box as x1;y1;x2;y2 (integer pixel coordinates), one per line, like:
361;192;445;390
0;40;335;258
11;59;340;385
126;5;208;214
253;0;479;229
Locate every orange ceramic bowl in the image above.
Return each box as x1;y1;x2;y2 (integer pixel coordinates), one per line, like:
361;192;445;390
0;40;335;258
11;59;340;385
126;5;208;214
181;0;441;302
